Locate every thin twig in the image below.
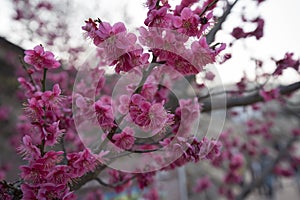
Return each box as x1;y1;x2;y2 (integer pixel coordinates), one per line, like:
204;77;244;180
199;0;219;17
18;56;38;91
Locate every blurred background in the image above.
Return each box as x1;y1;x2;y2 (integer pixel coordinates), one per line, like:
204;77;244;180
0;0;300;199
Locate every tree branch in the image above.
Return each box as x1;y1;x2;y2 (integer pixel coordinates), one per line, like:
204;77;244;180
69;164;107;191
201;81;300;112
199;0;219;17
94;175;136;188
0;180;23;199
206;0;240;44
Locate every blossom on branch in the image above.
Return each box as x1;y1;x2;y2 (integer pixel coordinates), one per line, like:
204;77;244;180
24;45;60;70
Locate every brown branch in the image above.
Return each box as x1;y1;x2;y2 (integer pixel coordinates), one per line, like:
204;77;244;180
198;86;260;100
187;0;240;87
206;0;240;44
59;134;68;165
201;81;300;112
199;0;219;17
70;161;138;191
0;180;23;199
18;56;38;91
94;175;136;188
69;164;107;191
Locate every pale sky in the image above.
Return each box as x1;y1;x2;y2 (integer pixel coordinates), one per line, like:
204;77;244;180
216;0;300;84
1;0;299;84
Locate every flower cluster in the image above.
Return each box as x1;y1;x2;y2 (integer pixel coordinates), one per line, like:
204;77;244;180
128;94;170;133
82;0;226;76
24;45;60;71
82;19;149;73
15;46;107;199
1;1;299;200
16;41;225;199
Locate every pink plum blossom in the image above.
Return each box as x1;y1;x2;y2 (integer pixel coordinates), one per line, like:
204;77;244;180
144;6;173;28
229;153;244;170
108;170;132;193
94;99;115;129
194;176;212;193
42;121;62;146
67;149;98;177
259;88;280;102
205;71;215;80
17;135;41;160
112;127;135;150
173;7;200;36
129;94;170;133
24;45;60;70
